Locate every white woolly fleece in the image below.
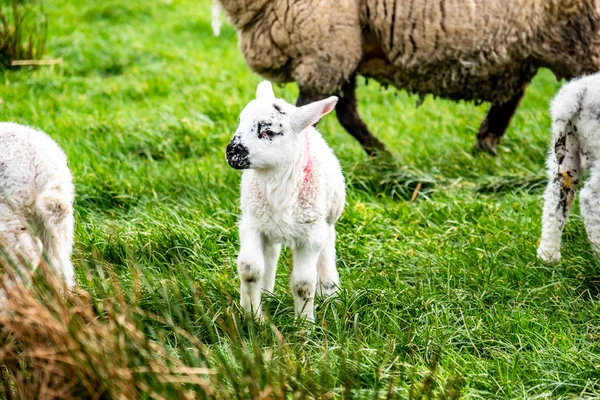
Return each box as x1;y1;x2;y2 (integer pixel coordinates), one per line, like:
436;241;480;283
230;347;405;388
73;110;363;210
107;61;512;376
0;122;75;296
538;73;600;263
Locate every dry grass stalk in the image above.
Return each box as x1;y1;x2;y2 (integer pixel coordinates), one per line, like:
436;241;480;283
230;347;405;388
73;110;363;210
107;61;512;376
0;261;214;399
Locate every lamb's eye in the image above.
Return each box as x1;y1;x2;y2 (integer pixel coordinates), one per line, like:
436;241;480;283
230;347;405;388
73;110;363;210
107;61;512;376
259;129;276;139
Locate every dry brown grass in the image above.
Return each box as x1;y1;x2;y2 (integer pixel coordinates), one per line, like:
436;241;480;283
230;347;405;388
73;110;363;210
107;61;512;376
0;263;215;400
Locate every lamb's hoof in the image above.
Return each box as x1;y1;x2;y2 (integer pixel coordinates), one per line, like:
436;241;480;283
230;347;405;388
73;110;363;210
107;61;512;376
474;135;500;156
537;246;561;264
318;281;339;297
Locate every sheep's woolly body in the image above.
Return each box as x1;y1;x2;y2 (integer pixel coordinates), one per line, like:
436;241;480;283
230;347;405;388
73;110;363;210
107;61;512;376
217;0;600;104
0;123;75;291
538;73;600;263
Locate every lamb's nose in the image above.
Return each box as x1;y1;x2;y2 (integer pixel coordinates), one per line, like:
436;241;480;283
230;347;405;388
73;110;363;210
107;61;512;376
226;138;250;169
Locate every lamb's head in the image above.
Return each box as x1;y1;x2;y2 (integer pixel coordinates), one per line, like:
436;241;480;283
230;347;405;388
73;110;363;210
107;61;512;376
226;81;337;170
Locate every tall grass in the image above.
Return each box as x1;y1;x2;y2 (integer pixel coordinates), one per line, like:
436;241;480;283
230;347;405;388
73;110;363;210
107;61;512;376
0;0;47;69
0;257;461;398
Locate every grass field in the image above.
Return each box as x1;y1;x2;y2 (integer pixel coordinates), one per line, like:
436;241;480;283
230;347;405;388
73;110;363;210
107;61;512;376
1;0;600;398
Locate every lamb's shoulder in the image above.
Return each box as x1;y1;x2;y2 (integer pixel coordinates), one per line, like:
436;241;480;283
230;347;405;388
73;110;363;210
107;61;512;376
309;133;346;224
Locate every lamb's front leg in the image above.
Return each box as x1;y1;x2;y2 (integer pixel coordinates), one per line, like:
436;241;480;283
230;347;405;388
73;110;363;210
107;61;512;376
291;245;321;322
237;222;265;318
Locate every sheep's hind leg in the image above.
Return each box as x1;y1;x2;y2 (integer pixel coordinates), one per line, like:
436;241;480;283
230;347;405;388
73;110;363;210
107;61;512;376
317;225;339;297
336;76;388;156
475;88;526;155
297;77;386;156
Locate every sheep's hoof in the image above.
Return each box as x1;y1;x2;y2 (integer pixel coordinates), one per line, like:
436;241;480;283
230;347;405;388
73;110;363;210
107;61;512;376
365;145;392;160
537;246;561;264
474;134;500;156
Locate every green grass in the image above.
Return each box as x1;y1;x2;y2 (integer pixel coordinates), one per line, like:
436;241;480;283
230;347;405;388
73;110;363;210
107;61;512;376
1;0;600;397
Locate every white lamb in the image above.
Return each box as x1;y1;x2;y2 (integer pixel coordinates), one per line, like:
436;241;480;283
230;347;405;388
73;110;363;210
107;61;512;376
0;122;75;294
538;73;600;263
226;81;346;321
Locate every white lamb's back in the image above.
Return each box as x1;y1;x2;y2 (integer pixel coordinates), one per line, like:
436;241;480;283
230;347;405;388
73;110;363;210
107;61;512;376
0;122;76;292
0;123;73;209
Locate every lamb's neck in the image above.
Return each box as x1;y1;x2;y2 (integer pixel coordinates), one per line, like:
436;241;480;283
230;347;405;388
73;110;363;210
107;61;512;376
255;133;312;205
217;0;271;29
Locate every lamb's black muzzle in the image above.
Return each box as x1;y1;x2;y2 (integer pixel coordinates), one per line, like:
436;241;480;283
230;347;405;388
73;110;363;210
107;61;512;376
226;139;250;170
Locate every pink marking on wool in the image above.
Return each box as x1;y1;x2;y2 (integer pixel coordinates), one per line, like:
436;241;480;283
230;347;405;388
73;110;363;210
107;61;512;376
300;131;313;193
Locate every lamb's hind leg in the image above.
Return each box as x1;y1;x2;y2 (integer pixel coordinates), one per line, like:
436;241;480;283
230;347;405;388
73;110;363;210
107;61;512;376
579;165;600;256
476;87;527;155
317;225;339;296
291;245;321;322
36;188;75;288
538;120;581;263
261;240;281;294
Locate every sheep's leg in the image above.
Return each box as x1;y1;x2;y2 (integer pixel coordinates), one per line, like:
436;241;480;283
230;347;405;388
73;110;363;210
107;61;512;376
475;88;526;155
298;78;386;156
335;77;387;156
579;165;600;256
538;120;581;263
237;223;265;318
291;245;321;322
317;225;339;296
296;89;321;108
261;239;281;293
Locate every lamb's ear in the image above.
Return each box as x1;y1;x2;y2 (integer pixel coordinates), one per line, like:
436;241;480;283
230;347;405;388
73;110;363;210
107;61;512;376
256;81;275;100
291;96;338;133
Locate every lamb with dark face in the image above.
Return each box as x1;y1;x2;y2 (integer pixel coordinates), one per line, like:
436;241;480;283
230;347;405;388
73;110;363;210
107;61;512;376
226;81;346;322
226;85;305;171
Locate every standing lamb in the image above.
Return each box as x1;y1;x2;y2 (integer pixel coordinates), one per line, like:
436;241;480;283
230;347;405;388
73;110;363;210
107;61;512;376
214;0;600;156
226;81;345;321
538;73;600;263
0;123;75;295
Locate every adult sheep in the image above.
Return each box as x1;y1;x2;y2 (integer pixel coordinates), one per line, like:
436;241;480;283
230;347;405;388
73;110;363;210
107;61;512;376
213;0;600;155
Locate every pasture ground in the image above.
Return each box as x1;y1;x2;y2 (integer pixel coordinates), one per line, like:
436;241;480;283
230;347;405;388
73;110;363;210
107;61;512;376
1;0;599;397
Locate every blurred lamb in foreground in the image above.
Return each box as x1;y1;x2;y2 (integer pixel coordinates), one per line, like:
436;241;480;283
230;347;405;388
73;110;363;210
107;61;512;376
538;74;600;263
0;122;75;298
226;81;345;322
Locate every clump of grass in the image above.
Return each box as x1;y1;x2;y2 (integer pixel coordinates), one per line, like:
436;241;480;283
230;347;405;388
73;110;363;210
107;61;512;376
0;254;461;399
0;262;216;399
0;0;47;69
346;155;436;201
476;172;547;194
